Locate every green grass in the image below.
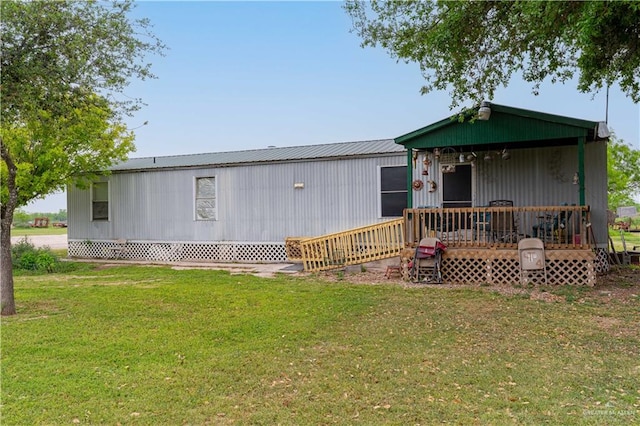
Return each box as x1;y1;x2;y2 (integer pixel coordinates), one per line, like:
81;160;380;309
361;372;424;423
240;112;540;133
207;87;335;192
2;266;639;425
609;228;640;252
11;227;67;237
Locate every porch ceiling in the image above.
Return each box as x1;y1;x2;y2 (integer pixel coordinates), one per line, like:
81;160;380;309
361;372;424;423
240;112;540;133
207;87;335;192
395;103;608;151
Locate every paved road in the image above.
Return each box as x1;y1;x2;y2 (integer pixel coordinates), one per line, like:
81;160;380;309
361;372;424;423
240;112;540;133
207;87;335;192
10;234;68;250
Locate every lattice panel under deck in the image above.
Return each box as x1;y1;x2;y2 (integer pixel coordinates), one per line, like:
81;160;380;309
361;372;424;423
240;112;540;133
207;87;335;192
285;237;306;261
487;258;521;285
594;248;610;273
441;249;596;286
68;240;287;263
520;269;547;286
440;257;486;284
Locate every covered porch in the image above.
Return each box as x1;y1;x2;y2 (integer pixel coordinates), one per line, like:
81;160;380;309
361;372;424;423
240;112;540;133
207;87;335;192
291;103;610;286
394;103;610;249
393;103;610;285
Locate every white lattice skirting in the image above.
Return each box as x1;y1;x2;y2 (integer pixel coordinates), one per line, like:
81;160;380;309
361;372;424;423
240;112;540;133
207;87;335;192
68;239;287;263
441;248;600;286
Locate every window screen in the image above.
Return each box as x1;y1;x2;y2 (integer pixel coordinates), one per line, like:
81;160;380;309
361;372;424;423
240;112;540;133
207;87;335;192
92;182;109;221
196;177;217;220
380;166;407;217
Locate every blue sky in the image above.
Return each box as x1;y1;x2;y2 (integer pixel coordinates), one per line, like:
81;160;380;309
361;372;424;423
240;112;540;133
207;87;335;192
26;1;639;212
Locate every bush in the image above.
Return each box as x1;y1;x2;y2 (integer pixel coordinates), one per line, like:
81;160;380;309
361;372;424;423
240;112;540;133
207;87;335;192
11;238;59;273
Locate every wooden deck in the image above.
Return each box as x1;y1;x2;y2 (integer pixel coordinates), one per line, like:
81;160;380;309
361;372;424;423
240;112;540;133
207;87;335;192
288;205;599;285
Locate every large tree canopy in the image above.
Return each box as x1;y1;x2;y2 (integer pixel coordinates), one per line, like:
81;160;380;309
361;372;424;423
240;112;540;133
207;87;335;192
0;96;135;208
344;0;640;108
1;0;165;315
1;0;165;122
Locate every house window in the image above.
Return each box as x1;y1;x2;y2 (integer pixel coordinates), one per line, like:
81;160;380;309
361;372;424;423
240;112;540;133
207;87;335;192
92;182;109;221
195;177;217;220
380;165;407;217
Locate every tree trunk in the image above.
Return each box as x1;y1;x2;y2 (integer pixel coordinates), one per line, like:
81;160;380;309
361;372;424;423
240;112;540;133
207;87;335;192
1;215;16;316
1;139;17;316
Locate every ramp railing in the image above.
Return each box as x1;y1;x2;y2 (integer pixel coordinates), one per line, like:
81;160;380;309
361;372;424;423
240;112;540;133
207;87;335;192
298;218;405;272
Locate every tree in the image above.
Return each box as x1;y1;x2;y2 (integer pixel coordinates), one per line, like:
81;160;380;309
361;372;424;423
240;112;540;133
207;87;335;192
344;1;640;108
12;209;31;228
607;134;640;211
1;0;165;315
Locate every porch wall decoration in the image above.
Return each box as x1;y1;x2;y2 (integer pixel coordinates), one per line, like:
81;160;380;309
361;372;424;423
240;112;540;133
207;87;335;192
427;180;437;192
547;149;568;183
438;147;458;164
412;179;424;191
422;154;431;175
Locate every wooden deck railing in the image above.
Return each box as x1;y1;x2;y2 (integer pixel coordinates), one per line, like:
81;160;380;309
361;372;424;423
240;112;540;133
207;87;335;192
292;205;591;273
299;218;405;272
404;205;591;249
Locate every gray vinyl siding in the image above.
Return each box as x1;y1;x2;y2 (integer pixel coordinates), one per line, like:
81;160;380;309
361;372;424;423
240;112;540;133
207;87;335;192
584;140;608;247
68;154;406;242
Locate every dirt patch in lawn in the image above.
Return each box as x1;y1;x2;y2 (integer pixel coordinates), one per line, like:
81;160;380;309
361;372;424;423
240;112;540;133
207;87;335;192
311;265;640;305
588;265;640;304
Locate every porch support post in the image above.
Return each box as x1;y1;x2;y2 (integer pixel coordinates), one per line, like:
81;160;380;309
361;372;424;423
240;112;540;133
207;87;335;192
578;135;586;206
406;150;414;208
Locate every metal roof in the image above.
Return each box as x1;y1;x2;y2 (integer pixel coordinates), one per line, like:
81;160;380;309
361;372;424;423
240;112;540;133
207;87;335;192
110;139;405;172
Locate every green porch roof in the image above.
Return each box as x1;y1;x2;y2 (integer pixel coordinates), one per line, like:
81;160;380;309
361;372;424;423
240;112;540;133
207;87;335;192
395;103;608;151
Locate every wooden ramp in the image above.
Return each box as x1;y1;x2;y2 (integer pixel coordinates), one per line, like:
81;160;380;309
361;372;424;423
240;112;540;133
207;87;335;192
287;219;405;273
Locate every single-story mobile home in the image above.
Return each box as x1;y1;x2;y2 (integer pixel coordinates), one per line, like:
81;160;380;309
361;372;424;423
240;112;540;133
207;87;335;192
67;139;407;262
68;103;611;285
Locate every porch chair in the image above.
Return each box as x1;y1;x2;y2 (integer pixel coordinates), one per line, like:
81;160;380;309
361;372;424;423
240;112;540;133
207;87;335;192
532;203;573;243
518;238;547;285
489;200;517;242
409;237;447;283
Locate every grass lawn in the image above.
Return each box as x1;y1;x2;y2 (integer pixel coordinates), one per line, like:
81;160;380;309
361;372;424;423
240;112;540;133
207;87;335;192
11;227;67;237
609;229;640;252
2;265;639;425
